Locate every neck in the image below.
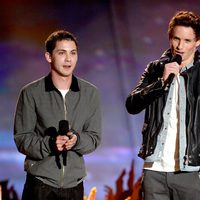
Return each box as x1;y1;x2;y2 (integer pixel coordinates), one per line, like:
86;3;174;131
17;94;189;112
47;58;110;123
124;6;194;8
181;56;194;69
51;72;72;90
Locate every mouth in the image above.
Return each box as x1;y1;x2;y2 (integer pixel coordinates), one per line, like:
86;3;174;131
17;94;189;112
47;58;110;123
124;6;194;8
63;65;71;69
175;51;183;56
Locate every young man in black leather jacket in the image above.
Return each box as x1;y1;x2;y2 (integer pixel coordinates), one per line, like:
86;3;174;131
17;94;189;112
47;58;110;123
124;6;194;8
126;11;200;200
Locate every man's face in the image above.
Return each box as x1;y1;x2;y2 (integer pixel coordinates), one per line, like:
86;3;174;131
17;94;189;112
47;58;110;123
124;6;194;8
170;25;200;66
45;40;78;78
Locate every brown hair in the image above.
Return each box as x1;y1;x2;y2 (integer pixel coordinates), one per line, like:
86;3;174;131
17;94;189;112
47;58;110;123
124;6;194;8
168;11;200;40
45;30;78;54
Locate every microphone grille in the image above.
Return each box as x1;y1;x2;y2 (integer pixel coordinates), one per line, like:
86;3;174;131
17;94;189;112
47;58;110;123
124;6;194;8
58;120;69;135
171;54;182;65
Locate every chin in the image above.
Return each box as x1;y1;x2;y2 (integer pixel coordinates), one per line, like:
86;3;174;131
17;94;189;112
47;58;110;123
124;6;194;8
62;73;72;78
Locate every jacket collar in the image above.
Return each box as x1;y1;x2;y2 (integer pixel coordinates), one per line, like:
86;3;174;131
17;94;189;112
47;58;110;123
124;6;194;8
45;73;80;92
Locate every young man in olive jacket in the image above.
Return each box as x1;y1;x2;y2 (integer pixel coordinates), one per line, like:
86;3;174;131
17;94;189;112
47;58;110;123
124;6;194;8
14;30;101;200
126;11;200;200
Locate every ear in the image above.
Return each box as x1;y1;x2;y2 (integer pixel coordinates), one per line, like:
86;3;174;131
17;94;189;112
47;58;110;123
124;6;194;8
45;52;52;63
196;39;200;48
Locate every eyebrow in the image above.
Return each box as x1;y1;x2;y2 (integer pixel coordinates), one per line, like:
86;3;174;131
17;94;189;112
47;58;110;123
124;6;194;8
173;36;196;41
55;49;77;52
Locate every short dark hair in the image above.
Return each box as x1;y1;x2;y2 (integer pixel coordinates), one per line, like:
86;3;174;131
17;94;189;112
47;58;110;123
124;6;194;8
45;30;78;54
168;11;200;40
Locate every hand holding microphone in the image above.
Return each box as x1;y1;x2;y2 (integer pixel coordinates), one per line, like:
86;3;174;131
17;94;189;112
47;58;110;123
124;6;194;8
55;120;77;166
162;54;182;88
56;120;77;152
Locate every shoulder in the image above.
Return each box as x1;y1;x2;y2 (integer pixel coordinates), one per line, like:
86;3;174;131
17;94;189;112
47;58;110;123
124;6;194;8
75;77;100;102
20;76;46;94
76;77;98;91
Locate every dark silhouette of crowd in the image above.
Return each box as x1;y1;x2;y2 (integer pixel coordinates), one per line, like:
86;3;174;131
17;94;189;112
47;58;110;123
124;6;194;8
1;160;142;200
0;180;19;200
84;160;142;200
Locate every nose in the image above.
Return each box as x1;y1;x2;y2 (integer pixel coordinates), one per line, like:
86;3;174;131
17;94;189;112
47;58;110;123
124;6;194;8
177;40;183;50
65;53;71;62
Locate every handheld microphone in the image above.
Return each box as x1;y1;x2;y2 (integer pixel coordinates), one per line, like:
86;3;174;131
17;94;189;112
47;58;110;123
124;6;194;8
58;120;69;135
166;54;182;87
58;120;69;166
171;54;182;65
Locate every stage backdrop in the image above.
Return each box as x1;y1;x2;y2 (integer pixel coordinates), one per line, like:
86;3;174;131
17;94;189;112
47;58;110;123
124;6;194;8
0;0;199;199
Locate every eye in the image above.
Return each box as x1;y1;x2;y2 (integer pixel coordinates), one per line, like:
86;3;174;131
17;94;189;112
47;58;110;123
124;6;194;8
185;39;192;43
58;51;65;55
71;50;77;55
172;37;179;42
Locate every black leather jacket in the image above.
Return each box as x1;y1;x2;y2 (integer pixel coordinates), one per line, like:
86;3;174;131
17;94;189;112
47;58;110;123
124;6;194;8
126;49;200;166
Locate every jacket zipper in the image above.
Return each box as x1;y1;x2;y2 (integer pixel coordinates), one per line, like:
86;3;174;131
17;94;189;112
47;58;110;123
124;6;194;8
61;94;68;187
185;109;191;166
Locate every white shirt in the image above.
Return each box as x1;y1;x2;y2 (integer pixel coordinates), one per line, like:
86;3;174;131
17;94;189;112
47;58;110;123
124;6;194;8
144;76;180;171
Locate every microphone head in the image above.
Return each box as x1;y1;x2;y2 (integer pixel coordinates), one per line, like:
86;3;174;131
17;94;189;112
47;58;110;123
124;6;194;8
58;120;69;135
171;54;182;65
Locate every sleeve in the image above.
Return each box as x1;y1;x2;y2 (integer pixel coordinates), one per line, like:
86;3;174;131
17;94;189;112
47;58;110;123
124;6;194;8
125;61;167;115
71;88;101;155
13;88;52;160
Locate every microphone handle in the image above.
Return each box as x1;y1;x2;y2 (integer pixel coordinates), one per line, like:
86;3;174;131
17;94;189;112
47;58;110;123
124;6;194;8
165;73;175;89
167;73;175;84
